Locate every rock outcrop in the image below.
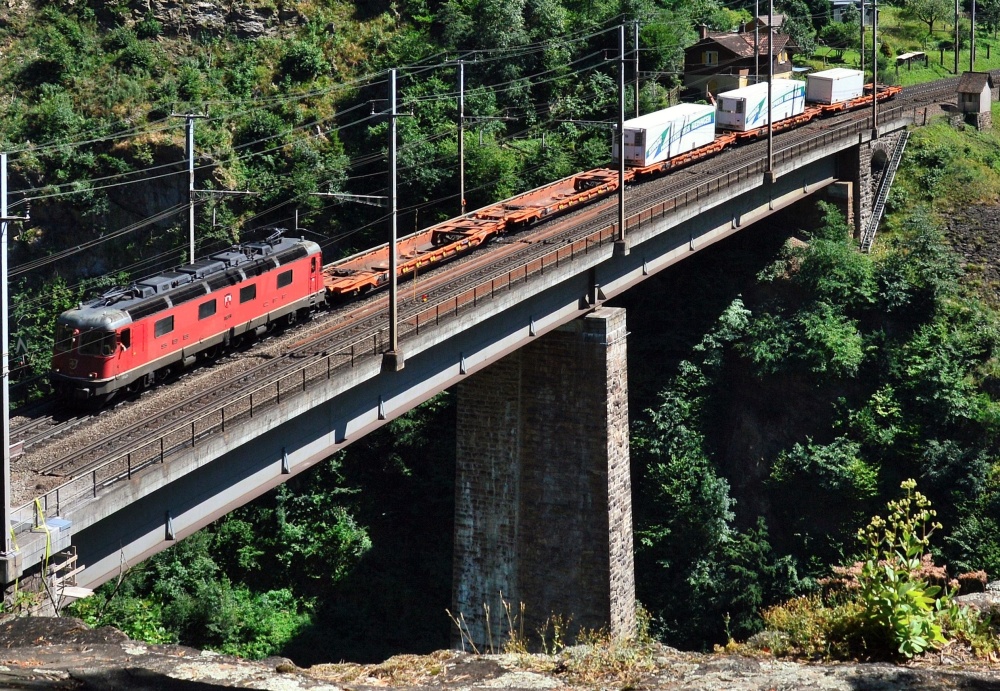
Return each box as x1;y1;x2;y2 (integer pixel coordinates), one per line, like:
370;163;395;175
127;0;304;39
0;617;999;690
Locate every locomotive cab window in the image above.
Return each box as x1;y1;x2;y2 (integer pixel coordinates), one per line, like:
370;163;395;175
54;324;77;353
120;329;131;350
277;270;293;289
154;316;174;338
80;330;117;357
240;284;257;303
198;299;217;320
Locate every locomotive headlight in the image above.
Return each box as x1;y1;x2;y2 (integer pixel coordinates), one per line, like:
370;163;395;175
89;373;96;379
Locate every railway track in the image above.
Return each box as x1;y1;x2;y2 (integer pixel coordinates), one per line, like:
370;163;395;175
17;77;960;508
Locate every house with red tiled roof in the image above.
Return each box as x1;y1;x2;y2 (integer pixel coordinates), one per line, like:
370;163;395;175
683;22;798;97
748;14;786;31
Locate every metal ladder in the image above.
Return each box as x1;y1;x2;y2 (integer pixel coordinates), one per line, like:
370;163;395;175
861;130;909;253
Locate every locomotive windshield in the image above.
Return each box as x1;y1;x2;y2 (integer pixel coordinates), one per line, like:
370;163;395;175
53;323;78;353
78;330;117;357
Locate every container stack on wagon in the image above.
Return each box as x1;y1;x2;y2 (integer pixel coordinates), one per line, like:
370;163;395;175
614;103;717;167
715;79;807;132
806;68;865;104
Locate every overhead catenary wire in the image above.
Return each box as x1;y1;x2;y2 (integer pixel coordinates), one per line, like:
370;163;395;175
9;14;669;287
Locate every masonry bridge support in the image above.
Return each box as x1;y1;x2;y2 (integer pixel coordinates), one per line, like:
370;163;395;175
452;307;635;649
842;129;907;237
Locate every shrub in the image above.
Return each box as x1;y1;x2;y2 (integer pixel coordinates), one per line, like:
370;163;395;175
280;40;328;82
136;14;163;39
117;40;155;72
759;595;867;658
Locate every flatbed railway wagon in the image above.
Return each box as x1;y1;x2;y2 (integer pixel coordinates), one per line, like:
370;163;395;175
322;169;621;299
51;234;324;404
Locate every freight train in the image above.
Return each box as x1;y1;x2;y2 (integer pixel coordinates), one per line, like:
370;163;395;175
50;69;898;404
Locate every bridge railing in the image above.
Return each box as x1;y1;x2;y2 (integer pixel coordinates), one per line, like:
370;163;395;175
11;107;914;535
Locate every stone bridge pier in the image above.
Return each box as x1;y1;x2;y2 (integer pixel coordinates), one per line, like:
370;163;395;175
836;130;906;238
451;306;635;650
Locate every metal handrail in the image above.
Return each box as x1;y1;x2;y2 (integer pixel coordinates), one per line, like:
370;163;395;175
861;130;910;253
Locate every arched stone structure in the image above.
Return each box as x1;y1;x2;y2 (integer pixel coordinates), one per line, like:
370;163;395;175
841;131;904;238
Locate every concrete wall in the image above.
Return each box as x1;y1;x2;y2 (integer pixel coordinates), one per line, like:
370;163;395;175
452;307;635;650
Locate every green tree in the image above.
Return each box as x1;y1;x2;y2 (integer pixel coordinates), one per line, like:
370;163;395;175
904;0;954;34
819;19;858;58
793;204;876;312
770;437;878;559
779;0;818;55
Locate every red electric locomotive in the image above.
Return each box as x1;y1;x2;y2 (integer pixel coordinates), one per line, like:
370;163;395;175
51;232;325;405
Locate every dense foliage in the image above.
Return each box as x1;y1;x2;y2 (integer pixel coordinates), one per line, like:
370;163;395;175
632;184;1000;648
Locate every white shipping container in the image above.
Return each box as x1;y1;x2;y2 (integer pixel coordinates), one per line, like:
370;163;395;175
806;68;864;104
613;103;716;167
715;79;806;132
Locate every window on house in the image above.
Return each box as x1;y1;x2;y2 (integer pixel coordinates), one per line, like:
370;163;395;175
703;51;718;66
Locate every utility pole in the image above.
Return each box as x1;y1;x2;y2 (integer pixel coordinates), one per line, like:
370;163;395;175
956;0;961;74
633;21;640;118
972;0;977;70
171;112;209;263
1;154;27;576
755;0;760;84
615;25;628;256
458;60;465;216
872;0;878;136
385;68;403;371
1;153;11;561
860;0;865;74
766;0;775;182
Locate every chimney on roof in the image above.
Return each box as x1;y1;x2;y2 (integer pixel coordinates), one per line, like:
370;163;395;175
698;24;708;40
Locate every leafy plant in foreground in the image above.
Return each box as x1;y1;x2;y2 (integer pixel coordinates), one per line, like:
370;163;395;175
759;479;965;659
855;479;949;657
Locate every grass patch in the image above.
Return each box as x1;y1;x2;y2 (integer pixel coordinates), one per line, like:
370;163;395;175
807;6;1000;85
888;105;1000;215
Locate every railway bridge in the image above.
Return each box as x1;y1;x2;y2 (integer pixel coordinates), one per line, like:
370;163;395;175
1;83;948;646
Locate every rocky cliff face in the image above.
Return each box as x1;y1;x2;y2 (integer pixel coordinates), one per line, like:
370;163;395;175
125;0;304;38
